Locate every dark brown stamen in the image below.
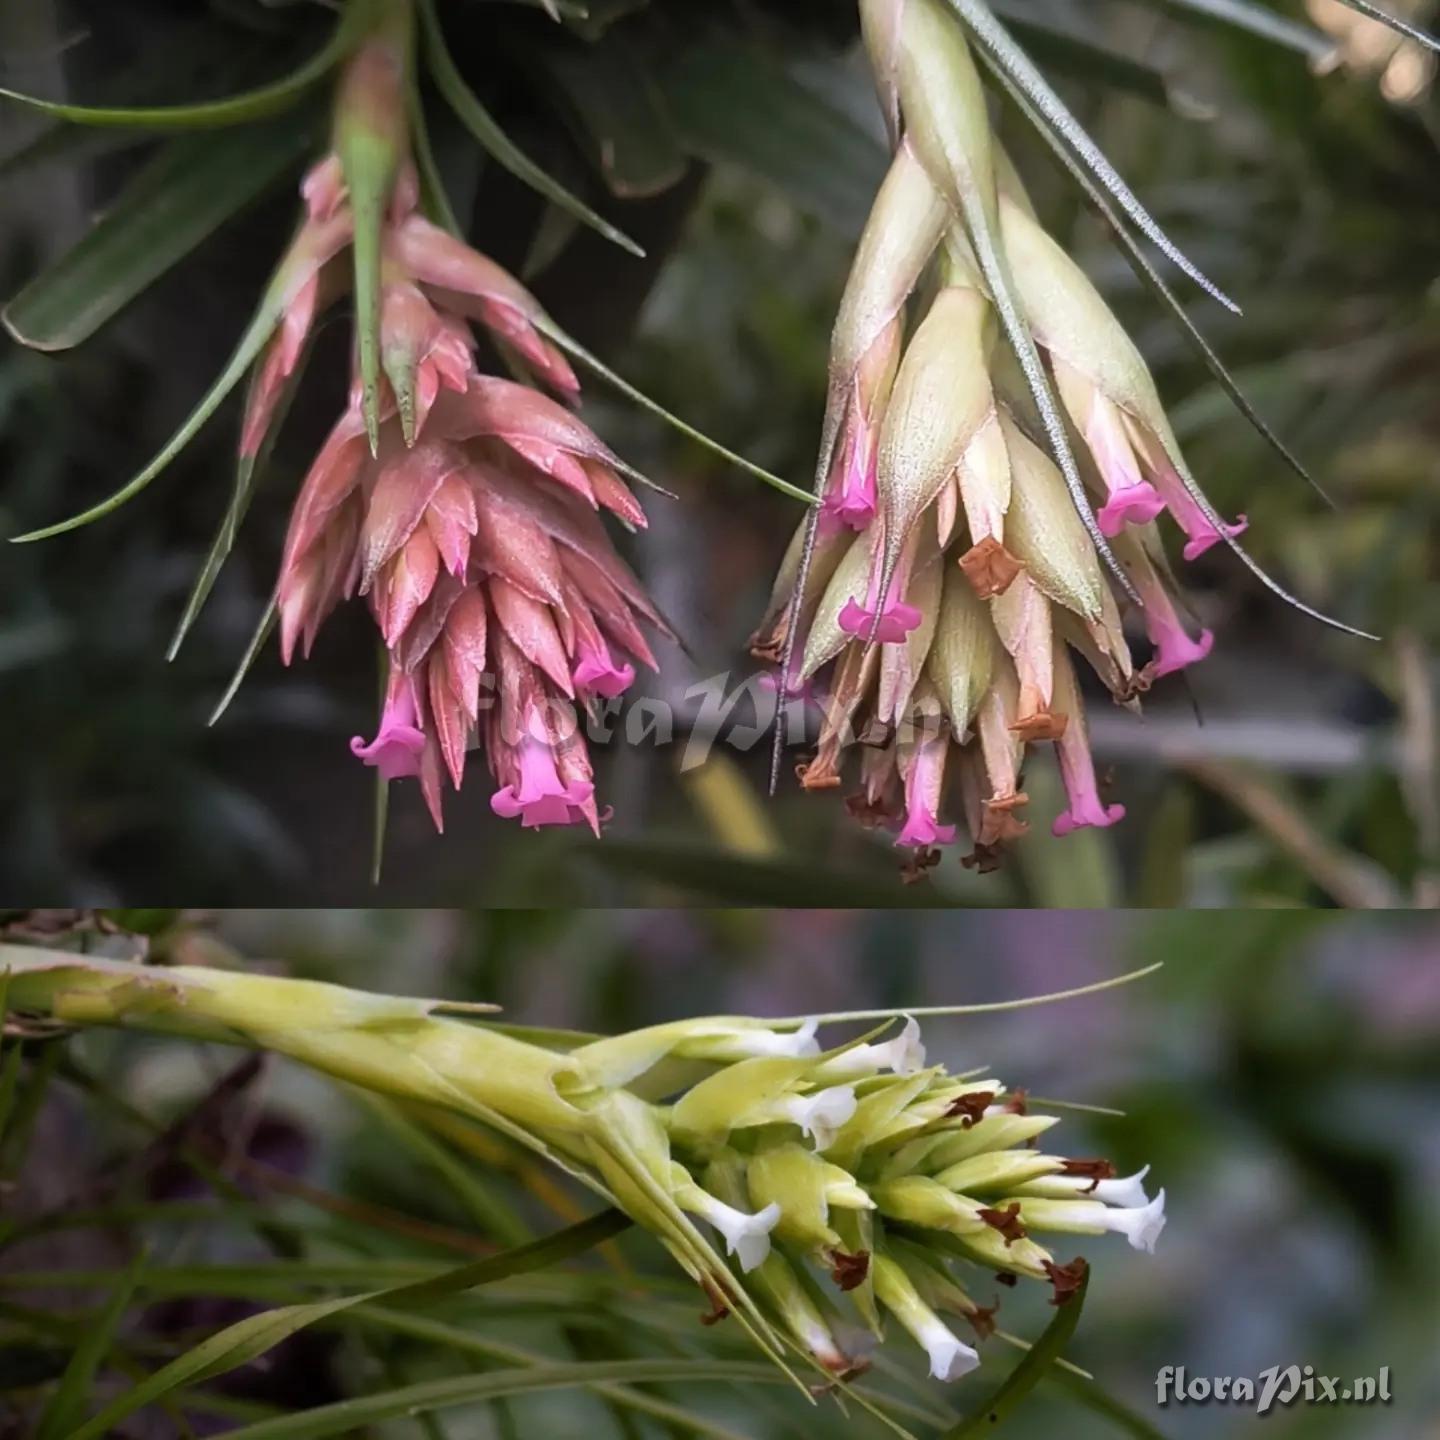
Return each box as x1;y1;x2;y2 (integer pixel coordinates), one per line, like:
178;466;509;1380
994;1271;1018;1288
1061;1158;1117;1194
967;1301;1000;1341
1001;1088;1029;1116
1043;1256;1089;1307
946;1091;996;1128
699;1276;732;1325
958;536;1023;598
900;847;942;884
977;1202;1027;1246
826;1248;871;1292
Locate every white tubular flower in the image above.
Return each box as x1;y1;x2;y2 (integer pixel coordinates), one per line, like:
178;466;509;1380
1019;1164;1154;1209
676;1184;782;1273
872;1254;982;1383
1015;1191;1167;1254
781;1085;860;1150
816;1017;927;1083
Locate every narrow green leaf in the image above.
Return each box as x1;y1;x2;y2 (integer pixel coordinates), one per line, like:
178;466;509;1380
535;316;815;504
982;53;1333;507
208;597;279;725
0;6;362;128
168;331;313;661
417;0;646;257
942;1263;1089;1437
944;0;1241;313
34;1248;146;1440
64;1212;630;1440
4;118;313;353
1131;0;1336;59
204;1360;804;1440
1045;1363;1169;1440
1328;0;1440;52
8;219;318;543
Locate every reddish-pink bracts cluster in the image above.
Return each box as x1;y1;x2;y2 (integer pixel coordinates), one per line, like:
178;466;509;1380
244;157;667;834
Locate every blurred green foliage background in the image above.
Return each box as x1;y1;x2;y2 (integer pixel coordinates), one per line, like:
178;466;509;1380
1;0;1439;906
3;908;1436;1436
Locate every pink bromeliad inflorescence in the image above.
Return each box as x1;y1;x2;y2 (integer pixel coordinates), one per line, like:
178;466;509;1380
243;40;668;836
753;0;1249;876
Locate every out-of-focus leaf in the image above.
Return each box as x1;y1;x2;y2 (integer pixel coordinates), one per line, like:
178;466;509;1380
989;3;1183;107
64;1211;631;1440
1131;0;1337;60
0;6;359;128
4;116;314;352
1045;1363;1169;1440
576;837;999;906
207;1361;813;1440
34;1248;146;1440
659;41;887;234
418;0;645;256
540;38;689;198
943;1262;1089;1436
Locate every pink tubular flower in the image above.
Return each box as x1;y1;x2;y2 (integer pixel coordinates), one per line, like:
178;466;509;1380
896;725;958;849
351;667;426;782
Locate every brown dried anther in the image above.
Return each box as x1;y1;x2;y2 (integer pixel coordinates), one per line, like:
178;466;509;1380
796;757;842;791
699;1276;732;1326
900;846;943;884
826;1248;871;1292
967;1301;1000;1341
1009;708;1069;743
977;1201;1027;1246
845;790;899;829
961;842;1005;874
958;536;1023;599
1043;1256;1089;1307
946;1090;996;1128
994;1271;1018;1288
1061;1157;1117;1194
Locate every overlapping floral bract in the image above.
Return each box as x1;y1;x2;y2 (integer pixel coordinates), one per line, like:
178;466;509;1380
250;17;668;835
759;0;1246;872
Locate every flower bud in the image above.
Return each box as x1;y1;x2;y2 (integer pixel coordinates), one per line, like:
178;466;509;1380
746;1141;874;1251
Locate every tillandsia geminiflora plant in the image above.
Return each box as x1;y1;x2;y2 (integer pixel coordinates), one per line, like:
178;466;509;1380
2;945;1164;1418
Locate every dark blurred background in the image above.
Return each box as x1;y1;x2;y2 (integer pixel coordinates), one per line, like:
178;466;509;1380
6;908;1438;1437
2;0;1439;906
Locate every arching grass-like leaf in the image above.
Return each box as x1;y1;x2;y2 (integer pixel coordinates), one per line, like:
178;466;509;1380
4;116;314;353
942;1260;1089;1437
62;1211;630;1440
535;316;815;504
209;597;278;725
0;4;362;128
34;1248;147;1440
943;0;1241;314
1327;0;1440;52
168;333;313;661
417;0;645;257
203;1361;835;1440
983;57;1333;506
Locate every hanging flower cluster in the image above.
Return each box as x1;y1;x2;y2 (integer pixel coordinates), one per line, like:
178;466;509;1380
758;0;1243;873
6;949;1164;1389
248;10;668;834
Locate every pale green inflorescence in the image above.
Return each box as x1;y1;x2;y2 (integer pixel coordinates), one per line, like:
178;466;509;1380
5;951;1164;1389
